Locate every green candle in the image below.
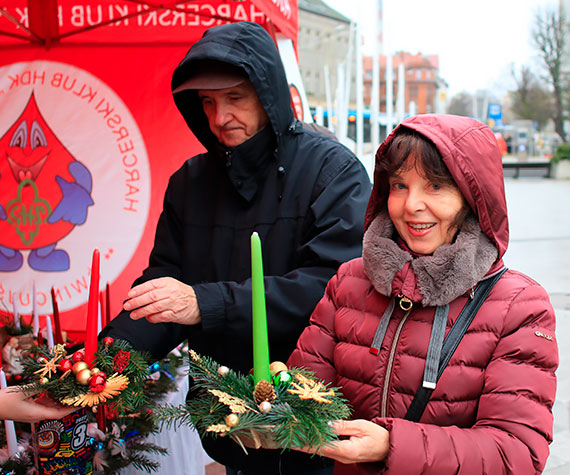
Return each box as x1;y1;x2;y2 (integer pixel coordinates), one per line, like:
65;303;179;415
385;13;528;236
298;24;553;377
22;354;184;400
251;232;271;385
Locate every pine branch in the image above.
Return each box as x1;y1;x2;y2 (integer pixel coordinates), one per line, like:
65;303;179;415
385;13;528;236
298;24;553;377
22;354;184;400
153;349;352;451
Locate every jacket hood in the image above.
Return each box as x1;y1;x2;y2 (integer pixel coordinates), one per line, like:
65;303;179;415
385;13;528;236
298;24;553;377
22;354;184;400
171;21;294;150
364;114;509;259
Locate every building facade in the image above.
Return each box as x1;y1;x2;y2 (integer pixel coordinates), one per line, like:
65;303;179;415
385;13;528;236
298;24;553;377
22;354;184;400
362;52;446;116
297;0;353;111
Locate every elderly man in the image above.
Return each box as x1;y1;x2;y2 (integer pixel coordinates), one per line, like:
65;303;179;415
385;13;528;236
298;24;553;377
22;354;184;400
100;21;371;475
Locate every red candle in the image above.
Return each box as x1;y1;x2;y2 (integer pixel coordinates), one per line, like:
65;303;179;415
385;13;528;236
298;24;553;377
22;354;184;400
96;405;107;432
99;290;105;330
85;249;100;367
50;287;64;345
105;283;111;326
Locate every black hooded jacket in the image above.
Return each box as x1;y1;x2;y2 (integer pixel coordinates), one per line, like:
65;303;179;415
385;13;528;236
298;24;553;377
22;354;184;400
101;21;371;473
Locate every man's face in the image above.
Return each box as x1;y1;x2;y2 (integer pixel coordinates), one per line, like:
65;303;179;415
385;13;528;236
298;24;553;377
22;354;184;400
198;81;269;148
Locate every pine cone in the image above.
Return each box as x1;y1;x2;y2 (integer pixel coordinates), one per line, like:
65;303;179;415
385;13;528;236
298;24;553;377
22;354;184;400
254;380;277;404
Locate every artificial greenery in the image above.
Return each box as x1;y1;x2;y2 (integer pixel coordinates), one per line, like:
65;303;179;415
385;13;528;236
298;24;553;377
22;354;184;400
89;421;168;474
1;315;33;337
1;345;189;474
155;349;352;452
21;339;150;413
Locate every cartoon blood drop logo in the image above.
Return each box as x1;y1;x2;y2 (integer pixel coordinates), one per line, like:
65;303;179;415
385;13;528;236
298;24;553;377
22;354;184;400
0;60;150;313
0;93;94;271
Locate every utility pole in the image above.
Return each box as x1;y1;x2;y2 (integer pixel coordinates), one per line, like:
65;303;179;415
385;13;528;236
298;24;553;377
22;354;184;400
371;0;383;154
386;53;393;134
356;24;364;159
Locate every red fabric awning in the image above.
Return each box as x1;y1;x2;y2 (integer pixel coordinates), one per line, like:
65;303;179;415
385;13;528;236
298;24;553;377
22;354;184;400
0;0;298;48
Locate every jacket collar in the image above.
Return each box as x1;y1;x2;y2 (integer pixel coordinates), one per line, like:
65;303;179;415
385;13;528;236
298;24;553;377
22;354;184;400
215;125;276;202
362;211;498;306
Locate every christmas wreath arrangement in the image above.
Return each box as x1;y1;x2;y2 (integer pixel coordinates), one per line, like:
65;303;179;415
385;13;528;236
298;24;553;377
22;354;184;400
21;337;149;413
1;342;189;474
155;349;352;453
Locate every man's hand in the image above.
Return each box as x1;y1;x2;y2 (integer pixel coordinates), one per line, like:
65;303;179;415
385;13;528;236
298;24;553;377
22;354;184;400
123;277;201;325
295;419;390;464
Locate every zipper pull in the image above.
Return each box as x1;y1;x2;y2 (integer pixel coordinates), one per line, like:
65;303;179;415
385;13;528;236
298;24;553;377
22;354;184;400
398;295;413;311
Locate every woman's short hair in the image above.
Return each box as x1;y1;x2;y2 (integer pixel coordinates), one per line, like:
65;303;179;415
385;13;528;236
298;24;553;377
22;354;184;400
379;127;472;230
379;128;455;186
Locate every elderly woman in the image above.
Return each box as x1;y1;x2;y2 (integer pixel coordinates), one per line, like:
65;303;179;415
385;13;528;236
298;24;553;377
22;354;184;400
289;114;557;474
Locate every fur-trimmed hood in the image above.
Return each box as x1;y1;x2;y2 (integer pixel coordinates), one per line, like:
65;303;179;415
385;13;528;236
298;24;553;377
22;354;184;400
364;114;509;260
363;212;498;306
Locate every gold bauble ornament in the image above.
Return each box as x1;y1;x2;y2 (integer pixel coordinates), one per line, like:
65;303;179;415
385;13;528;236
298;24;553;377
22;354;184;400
91;367;101;375
72;361;89;375
75;368;92;385
269;361;288;376
259;401;272;414
225;414;239;427
40;377;49;385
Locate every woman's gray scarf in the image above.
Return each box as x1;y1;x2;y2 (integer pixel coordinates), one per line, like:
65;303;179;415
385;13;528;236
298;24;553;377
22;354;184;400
362;211;498;306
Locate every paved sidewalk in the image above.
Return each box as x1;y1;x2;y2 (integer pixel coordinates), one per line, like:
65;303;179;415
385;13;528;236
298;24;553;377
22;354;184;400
501;178;570;474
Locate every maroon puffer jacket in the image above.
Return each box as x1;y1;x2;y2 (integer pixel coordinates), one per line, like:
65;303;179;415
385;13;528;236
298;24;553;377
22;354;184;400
288;115;558;474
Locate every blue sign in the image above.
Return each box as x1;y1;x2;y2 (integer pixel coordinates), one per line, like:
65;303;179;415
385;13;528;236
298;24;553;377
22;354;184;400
488;103;502;120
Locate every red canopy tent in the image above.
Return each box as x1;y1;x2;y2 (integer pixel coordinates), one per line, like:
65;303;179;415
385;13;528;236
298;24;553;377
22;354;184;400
0;0;299;339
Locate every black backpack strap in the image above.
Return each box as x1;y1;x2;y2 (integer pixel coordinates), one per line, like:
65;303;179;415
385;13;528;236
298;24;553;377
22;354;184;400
405;268;507;422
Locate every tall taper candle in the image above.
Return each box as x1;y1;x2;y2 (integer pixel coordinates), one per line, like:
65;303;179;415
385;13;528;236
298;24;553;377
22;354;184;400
97;293;102;335
251;232;271;385
50;288;64;345
105;283;111;326
0;369;18;457
85;249;100;367
46;315;55;349
32;281;39;337
12;298;20;331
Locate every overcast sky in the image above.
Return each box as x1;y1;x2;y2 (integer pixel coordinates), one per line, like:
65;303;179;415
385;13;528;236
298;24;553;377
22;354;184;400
323;0;559;97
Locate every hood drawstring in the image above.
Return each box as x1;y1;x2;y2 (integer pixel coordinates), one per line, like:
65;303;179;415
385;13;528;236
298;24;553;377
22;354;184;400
369;298;449;392
422;304;449;389
275;130;285;201
277;162;285;201
370;297;396;355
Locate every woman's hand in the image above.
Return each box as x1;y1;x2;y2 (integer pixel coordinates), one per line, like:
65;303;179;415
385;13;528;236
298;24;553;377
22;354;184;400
296;419;390;465
0;387;75;423
123;277;201;325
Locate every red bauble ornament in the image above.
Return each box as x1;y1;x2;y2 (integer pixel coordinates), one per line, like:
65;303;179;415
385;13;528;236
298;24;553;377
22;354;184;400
58;359;73;373
89;372;107;393
102;337;114;347
71;352;84;362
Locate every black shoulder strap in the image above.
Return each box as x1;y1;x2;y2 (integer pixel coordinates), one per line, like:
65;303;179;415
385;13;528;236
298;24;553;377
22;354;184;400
405;268;507;422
